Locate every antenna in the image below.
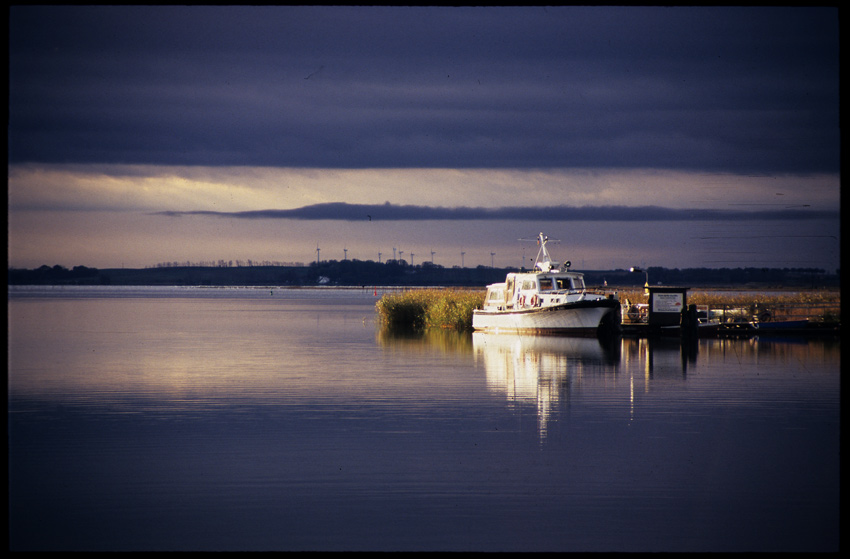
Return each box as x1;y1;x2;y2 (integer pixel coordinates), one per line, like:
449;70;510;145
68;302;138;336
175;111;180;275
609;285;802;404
519;232;562;272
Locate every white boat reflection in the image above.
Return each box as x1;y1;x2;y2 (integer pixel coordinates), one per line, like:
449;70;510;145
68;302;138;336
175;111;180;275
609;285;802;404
472;332;621;440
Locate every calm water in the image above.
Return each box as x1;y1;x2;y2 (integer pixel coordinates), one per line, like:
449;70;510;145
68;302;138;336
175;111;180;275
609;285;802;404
8;286;840;551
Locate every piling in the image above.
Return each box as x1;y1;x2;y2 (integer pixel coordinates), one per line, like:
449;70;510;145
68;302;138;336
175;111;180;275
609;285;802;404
680;303;699;339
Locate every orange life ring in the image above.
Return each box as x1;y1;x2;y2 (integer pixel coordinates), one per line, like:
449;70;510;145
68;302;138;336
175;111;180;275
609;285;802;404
518;295;525;307
530;294;539;306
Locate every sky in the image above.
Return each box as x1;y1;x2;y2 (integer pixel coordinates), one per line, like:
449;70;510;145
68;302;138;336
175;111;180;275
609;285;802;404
8;6;841;273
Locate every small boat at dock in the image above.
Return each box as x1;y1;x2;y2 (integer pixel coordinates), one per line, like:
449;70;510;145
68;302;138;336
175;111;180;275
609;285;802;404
472;233;620;337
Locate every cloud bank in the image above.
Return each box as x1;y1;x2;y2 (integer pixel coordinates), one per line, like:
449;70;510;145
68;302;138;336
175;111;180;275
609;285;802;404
157;202;837;222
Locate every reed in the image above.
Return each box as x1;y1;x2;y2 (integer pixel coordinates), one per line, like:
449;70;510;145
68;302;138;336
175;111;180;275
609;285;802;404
377;288;840;331
615;288;840;307
376;289;486;331
616;288;840;322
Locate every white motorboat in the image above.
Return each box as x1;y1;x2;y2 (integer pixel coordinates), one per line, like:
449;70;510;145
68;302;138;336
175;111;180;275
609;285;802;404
472;233;620;337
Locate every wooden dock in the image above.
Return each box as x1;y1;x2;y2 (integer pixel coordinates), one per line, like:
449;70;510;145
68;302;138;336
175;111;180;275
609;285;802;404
617;286;839;339
620;315;839;339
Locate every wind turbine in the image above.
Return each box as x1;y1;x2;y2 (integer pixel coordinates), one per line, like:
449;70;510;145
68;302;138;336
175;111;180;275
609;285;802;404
491;252;496;268
461;251;465;268
316;244;321;264
431;250;436;264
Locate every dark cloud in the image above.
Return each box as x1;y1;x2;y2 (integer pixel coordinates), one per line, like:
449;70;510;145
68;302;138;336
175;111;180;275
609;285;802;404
157;202;838;222
9;6;839;172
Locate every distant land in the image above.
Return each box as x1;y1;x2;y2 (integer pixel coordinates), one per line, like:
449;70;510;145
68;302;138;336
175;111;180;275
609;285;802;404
7;261;840;289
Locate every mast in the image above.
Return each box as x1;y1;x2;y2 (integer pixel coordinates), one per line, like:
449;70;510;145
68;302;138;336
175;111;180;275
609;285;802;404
534;233;558;272
532;232;571;273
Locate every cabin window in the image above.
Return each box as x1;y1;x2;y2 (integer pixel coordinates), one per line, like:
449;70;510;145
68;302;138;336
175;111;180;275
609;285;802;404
539;278;556;291
555;278;569;290
521;280;535;291
487;290;503;301
574;277;585;289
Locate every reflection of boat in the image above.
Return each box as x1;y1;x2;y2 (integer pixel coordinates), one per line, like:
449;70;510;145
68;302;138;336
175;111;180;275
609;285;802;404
472;233;620;337
472;332;620;439
472;331;620;365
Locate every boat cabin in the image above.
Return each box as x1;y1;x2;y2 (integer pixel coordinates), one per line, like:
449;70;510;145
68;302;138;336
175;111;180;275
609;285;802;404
482;271;596;311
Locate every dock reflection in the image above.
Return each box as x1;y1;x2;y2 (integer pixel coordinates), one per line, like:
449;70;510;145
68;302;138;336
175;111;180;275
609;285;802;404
471;333;840;439
379;328;840;441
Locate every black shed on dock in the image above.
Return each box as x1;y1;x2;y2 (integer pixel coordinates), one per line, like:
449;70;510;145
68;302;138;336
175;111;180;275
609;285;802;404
647;286;689;328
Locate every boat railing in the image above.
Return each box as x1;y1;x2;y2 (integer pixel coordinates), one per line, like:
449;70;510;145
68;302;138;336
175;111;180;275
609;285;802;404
540;287;611;297
539;288;580;296
584;288;616;297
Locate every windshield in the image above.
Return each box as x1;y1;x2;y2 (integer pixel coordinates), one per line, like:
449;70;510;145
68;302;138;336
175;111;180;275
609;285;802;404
539;277;572;291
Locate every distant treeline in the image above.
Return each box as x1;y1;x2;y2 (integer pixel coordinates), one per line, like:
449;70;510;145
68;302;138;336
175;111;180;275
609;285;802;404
149;259;305;268
7;261;840;288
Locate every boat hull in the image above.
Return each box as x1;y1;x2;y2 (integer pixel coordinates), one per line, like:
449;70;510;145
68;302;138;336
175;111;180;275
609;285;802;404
472;298;620;337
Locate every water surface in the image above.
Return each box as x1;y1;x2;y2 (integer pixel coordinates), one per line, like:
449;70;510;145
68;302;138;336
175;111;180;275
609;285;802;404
8;286;840;551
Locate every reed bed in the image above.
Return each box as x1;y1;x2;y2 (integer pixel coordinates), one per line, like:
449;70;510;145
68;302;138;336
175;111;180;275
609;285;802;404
616;288;840;322
616;287;839;306
375;289;486;331
377;287;840;331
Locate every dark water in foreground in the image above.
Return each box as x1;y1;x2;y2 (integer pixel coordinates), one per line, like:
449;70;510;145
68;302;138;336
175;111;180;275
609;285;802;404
8;287;840;551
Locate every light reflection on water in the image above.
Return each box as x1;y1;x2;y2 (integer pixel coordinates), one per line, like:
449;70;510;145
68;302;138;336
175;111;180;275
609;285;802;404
8;287;840;551
470;333;839;442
